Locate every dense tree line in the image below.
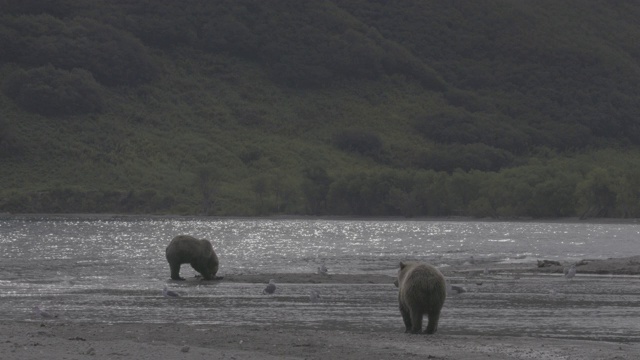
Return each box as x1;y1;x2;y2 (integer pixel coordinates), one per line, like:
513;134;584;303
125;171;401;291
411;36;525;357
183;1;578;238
259;159;640;219
7;155;640;219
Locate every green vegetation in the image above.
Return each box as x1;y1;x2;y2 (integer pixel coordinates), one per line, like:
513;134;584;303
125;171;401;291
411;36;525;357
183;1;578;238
1;0;640;219
4;65;103;116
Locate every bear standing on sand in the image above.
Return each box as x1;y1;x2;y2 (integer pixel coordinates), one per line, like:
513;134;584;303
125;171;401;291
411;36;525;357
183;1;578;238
394;261;446;334
165;235;219;280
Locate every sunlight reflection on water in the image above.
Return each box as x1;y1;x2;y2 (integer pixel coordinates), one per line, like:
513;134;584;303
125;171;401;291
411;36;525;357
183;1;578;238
3;217;640;276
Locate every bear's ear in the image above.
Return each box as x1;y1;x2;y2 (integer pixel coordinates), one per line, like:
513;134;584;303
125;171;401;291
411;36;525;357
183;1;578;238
399;261;406;269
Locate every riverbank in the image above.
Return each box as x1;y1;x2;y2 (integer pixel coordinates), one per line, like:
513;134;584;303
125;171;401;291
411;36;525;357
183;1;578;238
3;256;639;359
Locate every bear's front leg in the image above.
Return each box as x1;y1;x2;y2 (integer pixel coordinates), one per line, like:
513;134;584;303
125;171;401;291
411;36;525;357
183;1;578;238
190;262;211;280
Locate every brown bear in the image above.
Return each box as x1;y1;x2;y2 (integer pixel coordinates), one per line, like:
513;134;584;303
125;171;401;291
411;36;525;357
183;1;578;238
394;261;446;334
165;235;220;280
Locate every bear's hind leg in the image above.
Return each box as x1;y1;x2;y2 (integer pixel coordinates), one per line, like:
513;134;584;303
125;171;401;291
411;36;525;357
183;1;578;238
400;306;412;333
424;310;441;334
409;309;423;334
169;262;185;280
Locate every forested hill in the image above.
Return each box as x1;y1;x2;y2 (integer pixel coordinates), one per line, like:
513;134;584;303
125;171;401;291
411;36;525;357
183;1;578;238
1;0;640;218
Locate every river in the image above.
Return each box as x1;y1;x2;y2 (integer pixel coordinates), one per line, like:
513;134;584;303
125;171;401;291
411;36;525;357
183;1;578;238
1;216;639;341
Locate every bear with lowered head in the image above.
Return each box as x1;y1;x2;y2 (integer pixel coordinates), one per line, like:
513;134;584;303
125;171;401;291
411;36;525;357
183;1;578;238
165;235;219;280
394;261;446;334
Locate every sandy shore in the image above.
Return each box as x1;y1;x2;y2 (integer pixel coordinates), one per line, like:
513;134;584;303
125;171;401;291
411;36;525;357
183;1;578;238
2;256;639;360
3;321;639;360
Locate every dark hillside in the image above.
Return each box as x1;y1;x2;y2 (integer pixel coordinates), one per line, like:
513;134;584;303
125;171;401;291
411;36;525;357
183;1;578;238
1;0;640;218
338;0;640;148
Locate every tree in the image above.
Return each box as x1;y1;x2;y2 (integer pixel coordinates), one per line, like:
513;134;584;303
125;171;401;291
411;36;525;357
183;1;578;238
0;118;20;157
333;129;383;158
196;167;219;215
301;166;331;215
3;15;156;86
575;168;617;219
3;65;103;116
252;175;269;214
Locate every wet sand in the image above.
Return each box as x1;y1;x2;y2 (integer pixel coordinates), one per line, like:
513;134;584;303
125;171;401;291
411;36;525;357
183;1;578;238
2;256;639;360
2;321;638;360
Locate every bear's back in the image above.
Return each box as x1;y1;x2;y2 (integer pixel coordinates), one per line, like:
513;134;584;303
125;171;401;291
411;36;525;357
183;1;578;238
166;235;211;258
398;262;446;306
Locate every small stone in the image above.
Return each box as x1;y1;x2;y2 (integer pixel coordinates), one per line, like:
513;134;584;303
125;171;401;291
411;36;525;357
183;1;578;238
181;345;190;353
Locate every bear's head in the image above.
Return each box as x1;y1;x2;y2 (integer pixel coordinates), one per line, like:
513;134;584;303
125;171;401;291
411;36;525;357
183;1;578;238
393;261;417;287
207;255;219;275
201;239;219;276
394;261;412;287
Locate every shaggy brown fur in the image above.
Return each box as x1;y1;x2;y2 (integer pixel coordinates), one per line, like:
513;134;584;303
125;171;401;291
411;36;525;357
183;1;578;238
394;261;446;334
165;235;219;280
